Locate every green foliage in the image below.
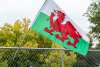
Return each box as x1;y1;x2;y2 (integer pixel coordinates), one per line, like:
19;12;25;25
87;1;100;33
87;0;100;46
0;18;77;67
0;18;54;48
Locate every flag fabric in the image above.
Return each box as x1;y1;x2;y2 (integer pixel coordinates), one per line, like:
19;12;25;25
31;0;90;55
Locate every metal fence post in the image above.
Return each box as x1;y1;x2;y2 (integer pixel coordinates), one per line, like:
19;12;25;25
61;49;64;67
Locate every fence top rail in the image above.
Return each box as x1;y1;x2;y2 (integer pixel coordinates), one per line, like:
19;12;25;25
0;47;100;51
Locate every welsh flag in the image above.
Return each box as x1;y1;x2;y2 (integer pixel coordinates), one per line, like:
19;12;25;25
32;0;90;55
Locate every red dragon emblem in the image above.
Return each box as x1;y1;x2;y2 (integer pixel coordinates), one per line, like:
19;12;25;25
44;10;81;48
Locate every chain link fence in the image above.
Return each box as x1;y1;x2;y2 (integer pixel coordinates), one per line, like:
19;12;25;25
73;50;100;67
0;47;100;67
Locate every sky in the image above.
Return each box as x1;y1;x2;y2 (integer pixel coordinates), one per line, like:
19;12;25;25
0;0;92;33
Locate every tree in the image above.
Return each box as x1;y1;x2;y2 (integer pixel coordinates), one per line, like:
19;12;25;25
87;0;100;45
0;18;77;67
